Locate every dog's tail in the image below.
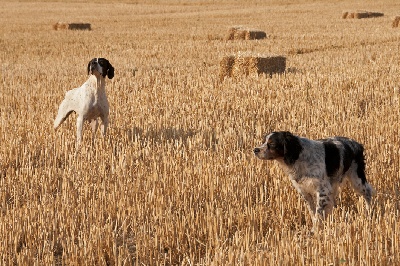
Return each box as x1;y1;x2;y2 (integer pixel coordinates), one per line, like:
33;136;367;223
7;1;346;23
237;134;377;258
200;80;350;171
54;100;74;130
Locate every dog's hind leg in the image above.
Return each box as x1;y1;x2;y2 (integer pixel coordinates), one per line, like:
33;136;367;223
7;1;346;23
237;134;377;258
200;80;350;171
316;188;334;218
314;182;334;226
100;115;109;138
301;193;316;220
347;167;375;209
90;119;99;145
54;100;73;129
347;148;375;209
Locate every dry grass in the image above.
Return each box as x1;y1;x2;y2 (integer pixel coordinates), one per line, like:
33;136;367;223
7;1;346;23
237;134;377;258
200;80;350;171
1;0;400;265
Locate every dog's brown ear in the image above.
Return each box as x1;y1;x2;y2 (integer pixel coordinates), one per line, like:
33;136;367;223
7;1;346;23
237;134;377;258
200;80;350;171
107;62;114;79
283;132;303;165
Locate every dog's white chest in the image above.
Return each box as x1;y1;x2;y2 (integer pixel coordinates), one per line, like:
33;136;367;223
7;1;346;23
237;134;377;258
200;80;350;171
290;177;319;195
80;77;109;119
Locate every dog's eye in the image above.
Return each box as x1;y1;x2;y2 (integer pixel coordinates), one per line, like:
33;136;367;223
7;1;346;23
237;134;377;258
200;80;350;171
267;143;276;149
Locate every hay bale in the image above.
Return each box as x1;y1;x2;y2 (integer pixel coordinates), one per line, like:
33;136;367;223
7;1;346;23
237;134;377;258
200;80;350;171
392;16;400;27
219;53;286;80
53;22;69;30
226;26;266;40
53;22;91;31
367;11;384;18
342;11;384;19
68;23;91;30
354;11;370;19
219;56;236;80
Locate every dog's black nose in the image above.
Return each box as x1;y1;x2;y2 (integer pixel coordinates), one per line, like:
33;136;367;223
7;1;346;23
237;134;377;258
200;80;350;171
254;148;260;154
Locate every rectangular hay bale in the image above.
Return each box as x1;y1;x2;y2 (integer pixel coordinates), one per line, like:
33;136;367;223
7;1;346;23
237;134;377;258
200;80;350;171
68;23;91;30
226;26;266;40
53;22;91;31
219;54;286;81
392;16;400;28
219;55;236;80
354;12;370;19
53;22;69;30
342;10;384;19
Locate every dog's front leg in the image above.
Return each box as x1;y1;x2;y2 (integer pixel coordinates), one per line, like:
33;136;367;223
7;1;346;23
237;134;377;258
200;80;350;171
298;192;319;232
76;116;84;154
312;183;334;232
302;193;316;220
291;179;317;230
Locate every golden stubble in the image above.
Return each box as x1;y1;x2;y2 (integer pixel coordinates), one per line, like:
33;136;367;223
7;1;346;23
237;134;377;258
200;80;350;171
0;0;399;264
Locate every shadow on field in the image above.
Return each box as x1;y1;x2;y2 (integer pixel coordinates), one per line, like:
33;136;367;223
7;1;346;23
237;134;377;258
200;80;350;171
128;126;196;141
126;126;218;149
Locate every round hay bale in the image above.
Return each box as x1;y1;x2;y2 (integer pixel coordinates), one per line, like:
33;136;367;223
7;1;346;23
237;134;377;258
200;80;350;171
341;12;349;19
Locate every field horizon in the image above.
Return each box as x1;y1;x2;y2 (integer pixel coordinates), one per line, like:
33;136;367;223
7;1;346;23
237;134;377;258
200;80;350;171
1;0;399;265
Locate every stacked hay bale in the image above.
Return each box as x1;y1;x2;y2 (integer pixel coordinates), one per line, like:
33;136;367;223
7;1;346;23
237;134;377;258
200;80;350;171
219;53;286;80
342;11;384;19
392;16;400;27
53;22;92;30
226;26;266;40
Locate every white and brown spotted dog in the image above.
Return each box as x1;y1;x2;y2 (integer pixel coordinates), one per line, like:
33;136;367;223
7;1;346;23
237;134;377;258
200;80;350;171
254;131;375;230
54;58;114;153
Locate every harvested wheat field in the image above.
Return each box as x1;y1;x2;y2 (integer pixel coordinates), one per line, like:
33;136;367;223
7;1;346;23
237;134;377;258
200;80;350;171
0;0;399;265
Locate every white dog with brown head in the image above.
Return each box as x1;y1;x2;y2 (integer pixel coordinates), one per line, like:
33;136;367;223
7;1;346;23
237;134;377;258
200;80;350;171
54;58;114;153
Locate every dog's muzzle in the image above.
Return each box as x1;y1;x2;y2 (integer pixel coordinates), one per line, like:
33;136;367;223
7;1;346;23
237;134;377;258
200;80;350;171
90;62;103;75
